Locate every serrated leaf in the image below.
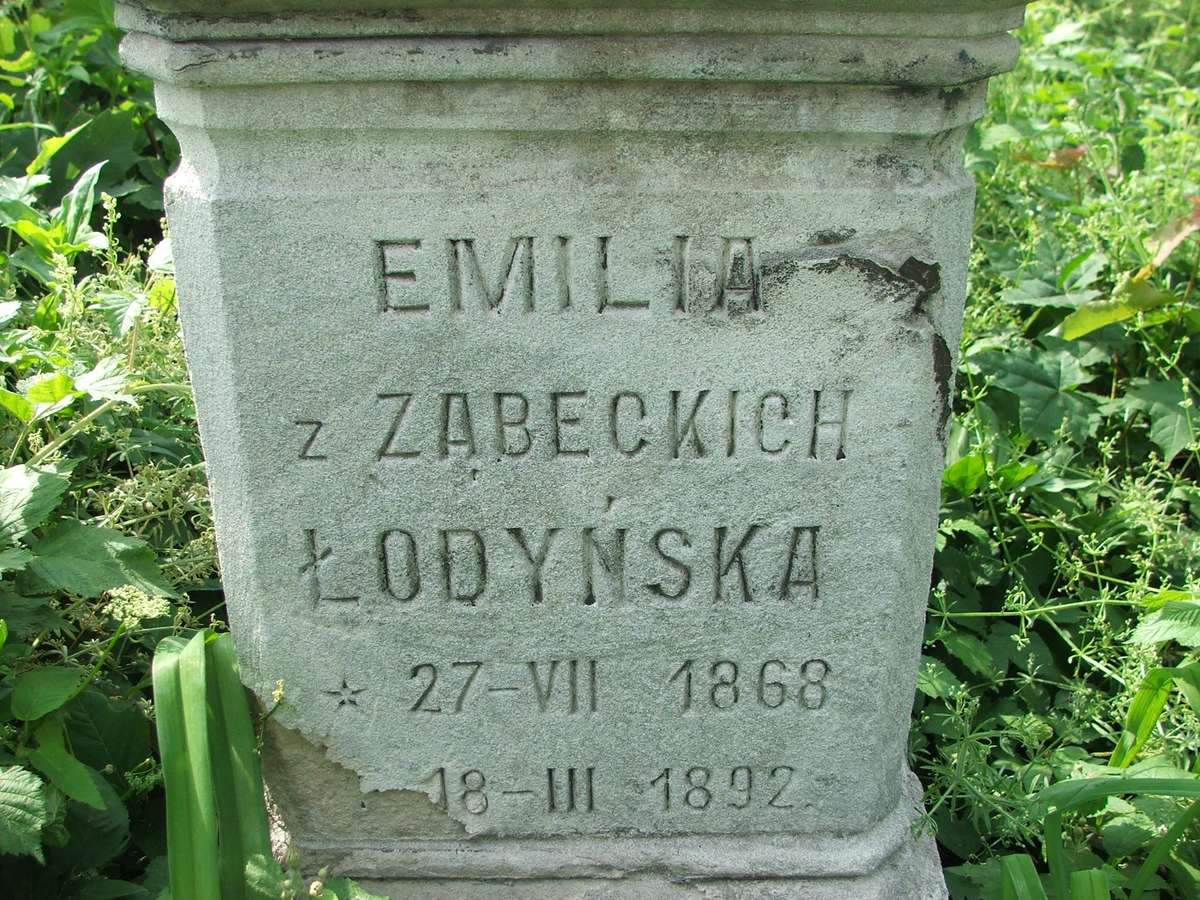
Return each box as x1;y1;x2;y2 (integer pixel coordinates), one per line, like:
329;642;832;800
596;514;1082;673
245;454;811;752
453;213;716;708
95;292;148;337
0;389;34;423
1132;601;1200;647
0;765;48;862
0;546;33;573
322;877;389;900
75;357;133;403
25;370;76;405
0;463;72;544
147;239;173;274
12;666;82;720
27;520;178;599
28;721;105;809
982;347;1099;445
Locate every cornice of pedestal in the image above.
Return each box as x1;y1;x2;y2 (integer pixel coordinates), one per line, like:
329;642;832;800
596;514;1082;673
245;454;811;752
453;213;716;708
117;1;1029;89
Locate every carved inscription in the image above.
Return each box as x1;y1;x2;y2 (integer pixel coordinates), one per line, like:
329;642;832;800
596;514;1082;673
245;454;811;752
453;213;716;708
425;767;597;815
376;235;762;316
295;388;851;463
668;659;830;712
405;659;599;714
650;766;796;811
305;524;820;607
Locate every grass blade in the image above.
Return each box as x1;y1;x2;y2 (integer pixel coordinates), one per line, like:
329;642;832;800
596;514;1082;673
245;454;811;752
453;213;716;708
178;631;220;900
1109;667;1175;767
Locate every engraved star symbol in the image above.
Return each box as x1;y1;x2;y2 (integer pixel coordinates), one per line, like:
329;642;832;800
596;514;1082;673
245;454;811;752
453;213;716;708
324;678;365;709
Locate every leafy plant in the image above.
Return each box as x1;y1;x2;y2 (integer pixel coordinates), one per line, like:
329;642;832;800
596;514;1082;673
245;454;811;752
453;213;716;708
152;630;383;900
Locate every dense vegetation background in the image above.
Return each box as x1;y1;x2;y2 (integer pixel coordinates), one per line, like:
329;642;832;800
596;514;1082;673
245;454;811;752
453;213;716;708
0;1;1196;897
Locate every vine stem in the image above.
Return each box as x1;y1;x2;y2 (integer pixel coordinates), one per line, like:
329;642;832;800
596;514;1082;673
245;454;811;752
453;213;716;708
26;382;190;467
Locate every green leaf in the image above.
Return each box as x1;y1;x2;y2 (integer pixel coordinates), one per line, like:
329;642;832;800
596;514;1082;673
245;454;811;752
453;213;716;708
56;162;106;246
25;370;76;405
27;720;105;809
69;879;147;900
1124;380;1194;463
0;618;6;653
1132;601;1200;647
0;546;34;574
1000;853;1048;900
1060;278;1177;340
244;853;286;900
982;346;1099;445
0;390;34;424
1040;775;1200;813
96;292;149;337
154;633;220;900
25;123;89;177
66;688;152;777
916;655;962;699
1109;667;1175;767
75;357;133;403
52;771;130;870
0;765;48;862
27;520;178;599
1070;869;1111;900
942;633;996;678
207;633;271;900
943;453;986;497
11;666;82;720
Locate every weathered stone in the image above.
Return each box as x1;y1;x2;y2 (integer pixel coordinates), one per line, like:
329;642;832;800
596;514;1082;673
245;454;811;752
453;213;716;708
118;2;1029;895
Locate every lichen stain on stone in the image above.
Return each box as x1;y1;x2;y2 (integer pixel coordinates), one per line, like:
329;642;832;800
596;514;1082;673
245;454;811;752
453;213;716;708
810;227;858;246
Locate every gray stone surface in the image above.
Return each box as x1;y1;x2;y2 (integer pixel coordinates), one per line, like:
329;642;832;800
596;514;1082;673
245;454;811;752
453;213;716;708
119;2;1029;895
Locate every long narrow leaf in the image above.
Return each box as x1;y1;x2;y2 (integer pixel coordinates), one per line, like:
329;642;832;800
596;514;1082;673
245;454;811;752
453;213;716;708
1040;776;1200;812
1128;798;1200;900
1110;668;1176;767
1043;811;1068;900
206;633;270;900
1070;869;1111;900
152;637;199;900
179;632;220;900
1000;854;1048;900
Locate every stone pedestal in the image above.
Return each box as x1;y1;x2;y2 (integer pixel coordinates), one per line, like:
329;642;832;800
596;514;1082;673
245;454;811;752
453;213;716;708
118;2;1028;895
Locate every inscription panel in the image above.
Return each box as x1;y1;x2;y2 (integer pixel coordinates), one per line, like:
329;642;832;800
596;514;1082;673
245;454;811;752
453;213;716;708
208;204;943;840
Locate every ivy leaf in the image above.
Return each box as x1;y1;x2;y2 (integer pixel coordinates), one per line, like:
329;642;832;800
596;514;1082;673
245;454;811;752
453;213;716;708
27;521;178;599
27;721;105;809
1132;601;1200;647
0;765;48;862
1124;380;1194;462
0;463;72;545
12;666;82;720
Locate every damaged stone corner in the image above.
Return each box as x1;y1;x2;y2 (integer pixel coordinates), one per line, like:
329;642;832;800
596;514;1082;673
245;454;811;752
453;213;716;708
260;716;466;844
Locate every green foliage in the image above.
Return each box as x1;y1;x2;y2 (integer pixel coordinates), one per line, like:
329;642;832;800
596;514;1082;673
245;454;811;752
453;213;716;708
925;1;1200;896
153;632;383;900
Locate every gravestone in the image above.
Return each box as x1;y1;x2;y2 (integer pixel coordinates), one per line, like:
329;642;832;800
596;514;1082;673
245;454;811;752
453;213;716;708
118;2;1030;896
